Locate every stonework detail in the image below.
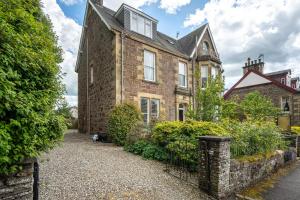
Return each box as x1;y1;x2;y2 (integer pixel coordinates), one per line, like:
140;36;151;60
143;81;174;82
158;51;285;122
0;160;34;200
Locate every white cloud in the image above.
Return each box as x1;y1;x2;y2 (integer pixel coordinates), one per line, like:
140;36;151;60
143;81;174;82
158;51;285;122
159;0;191;14
104;0;190;14
60;0;82;6
104;0;157;10
183;0;300;89
41;0;81;106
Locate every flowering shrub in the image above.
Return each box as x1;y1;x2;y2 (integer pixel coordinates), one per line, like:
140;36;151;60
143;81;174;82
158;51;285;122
291;126;300;135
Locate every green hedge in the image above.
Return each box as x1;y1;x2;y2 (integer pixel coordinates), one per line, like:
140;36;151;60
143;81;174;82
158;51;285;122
222;120;287;157
152;121;229;166
108;103;141;146
0;0;66;174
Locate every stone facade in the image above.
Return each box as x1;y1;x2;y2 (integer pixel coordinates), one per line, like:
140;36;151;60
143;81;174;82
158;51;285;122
78;6;116;133
0;159;35;200
77;2;222;134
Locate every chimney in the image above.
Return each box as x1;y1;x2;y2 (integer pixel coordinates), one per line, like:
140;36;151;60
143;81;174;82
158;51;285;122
243;57;264;75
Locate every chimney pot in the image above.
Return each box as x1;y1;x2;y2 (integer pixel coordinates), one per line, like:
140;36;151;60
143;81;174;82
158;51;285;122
247;57;251;65
254;60;257;64
251;61;253;65
245;62;247;67
258;58;261;63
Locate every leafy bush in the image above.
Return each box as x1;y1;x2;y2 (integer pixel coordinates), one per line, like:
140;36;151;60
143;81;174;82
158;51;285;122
152;120;228;166
222;120;287;157
108;103;141;146
124;140;167;161
291;126;300;135
240;91;280;120
0;0;66;174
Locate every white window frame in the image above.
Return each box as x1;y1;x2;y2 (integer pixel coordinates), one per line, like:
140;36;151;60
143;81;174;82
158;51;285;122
130;11;153;38
140;97;160;124
178;62;187;88
144;50;156;82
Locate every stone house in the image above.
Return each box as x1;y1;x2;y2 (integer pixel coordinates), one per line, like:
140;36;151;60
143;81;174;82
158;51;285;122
224;57;300;126
75;0;223;134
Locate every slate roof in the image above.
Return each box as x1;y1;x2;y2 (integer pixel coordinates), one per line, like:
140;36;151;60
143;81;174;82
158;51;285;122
265;69;291;76
93;2;207;58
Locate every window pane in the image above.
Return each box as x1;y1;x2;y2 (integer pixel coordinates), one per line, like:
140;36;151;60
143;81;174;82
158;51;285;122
179;75;185;87
131;13;138;32
151;99;159;118
144;66;154;81
145;20;151;37
141;98;148;123
144;51;155;81
201;66;208;77
137;16;144;35
179;62;186;75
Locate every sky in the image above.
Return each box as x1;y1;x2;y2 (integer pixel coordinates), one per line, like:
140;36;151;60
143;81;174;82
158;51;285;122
41;0;300;106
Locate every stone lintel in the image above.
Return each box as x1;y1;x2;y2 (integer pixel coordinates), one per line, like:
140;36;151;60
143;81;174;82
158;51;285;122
199;136;231;142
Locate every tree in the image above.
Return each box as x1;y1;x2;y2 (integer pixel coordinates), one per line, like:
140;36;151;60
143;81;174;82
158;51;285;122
240;91;280;120
0;0;66;174
187;73;224;121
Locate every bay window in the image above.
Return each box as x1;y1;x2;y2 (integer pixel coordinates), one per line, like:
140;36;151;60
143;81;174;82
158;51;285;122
201;66;208;88
179;62;187;87
211;66;218;78
144;50;155;81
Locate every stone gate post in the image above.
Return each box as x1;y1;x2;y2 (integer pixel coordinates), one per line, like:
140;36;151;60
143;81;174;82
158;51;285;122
198;136;231;199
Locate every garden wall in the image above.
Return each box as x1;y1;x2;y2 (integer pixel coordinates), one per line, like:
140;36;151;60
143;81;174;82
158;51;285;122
0;159;35;200
229;148;297;193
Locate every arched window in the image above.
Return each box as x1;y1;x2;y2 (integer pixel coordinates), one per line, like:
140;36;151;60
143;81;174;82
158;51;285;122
203;41;209;55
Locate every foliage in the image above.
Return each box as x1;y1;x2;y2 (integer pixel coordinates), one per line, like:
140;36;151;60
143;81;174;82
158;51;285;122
124;140;167;161
152;120;229;165
55;98;73;128
222;119;287;157
108;103;141;146
186;74;224;121
0;0;66;174
240;91;280;120
291;126;300;135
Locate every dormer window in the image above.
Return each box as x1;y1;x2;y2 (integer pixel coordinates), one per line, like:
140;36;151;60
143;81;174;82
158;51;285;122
130;12;152;38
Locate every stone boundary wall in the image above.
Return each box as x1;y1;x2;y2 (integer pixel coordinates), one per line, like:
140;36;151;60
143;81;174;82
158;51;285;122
229;149;296;193
0;159;35;200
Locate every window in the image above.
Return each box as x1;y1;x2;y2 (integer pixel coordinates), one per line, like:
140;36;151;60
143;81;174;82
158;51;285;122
211;66;218;78
131;12;152;38
144;50;155;81
281;78;286;85
90;66;94;84
179;62;187;87
140;97;160;124
281;96;290;112
203;42;209;55
141;98;149;123
178;104;186;121
201;66;208;88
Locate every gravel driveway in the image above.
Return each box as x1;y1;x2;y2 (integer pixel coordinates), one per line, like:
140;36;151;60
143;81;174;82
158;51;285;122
40;131;213;200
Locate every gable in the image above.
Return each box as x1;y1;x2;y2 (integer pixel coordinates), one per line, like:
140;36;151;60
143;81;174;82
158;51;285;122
235;72;271;88
196;28;218;57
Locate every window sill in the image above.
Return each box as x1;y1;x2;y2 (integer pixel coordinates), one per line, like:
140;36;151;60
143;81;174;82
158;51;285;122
142;79;159;85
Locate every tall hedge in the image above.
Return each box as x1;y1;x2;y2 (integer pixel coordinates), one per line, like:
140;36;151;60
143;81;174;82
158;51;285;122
0;0;66;174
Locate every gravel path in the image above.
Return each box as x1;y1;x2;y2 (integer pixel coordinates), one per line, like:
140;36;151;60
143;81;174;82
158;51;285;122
40;131;213;200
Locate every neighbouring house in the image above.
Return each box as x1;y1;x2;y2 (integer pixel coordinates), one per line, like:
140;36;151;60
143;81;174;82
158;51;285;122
224;57;300;126
75;0;223;134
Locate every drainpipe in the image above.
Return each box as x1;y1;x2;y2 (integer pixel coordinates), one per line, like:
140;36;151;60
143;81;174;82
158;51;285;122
192;36;198;110
86;36;90;135
121;32;125;103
